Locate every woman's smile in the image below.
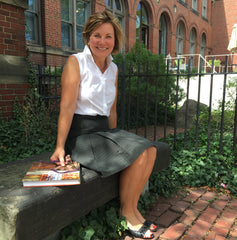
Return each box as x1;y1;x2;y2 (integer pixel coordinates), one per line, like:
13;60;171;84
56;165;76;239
88;22;115;62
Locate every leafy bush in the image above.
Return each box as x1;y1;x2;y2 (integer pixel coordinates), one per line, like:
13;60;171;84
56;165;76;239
150;122;237;198
0;89;57;164
60;199;128;240
113;42;185;128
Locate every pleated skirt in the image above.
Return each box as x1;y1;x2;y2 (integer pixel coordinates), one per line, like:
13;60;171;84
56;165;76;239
65;114;158;177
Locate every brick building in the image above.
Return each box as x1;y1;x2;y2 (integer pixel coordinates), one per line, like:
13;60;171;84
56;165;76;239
0;0;237;120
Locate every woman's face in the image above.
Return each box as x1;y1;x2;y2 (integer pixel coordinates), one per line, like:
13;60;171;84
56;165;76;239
88;22;115;60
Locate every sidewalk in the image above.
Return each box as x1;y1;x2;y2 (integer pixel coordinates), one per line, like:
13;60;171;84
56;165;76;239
122;187;237;240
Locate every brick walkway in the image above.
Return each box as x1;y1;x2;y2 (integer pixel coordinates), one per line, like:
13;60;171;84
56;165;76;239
122;187;237;240
122;126;237;239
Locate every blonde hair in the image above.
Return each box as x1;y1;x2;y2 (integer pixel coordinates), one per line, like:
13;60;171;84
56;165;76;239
83;10;124;54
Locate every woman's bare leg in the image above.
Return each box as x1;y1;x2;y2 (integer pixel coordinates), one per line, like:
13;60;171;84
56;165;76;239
119;146;156;237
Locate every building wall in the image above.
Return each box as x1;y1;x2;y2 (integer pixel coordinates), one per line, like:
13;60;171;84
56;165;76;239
0;2;26;56
26;0;214;67
1;0;236;120
0;1;29;120
212;0;237;64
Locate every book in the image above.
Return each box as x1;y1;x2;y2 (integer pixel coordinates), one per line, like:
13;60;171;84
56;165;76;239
22;161;80;187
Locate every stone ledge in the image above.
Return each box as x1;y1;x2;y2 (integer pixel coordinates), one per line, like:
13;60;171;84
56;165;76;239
0;0;28;9
0;142;170;240
0;55;29;84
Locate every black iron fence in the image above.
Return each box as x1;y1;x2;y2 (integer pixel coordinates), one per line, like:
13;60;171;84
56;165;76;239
36;57;237;155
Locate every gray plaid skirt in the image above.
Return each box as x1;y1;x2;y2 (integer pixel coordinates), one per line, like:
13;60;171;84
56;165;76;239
65;114;158;177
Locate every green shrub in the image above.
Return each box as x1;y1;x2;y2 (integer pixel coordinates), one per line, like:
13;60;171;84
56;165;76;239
0;89;57;164
113;42;185;128
60;199;128;240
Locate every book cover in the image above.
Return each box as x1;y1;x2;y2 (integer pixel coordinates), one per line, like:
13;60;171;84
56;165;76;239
22;161;80;187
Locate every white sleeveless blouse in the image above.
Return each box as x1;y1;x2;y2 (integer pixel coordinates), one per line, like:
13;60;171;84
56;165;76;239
73;45;117;117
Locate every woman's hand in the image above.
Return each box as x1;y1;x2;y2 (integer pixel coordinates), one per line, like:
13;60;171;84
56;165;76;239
50;148;71;166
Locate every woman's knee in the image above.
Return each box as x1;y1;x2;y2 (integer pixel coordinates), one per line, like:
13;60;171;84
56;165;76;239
148;146;157;160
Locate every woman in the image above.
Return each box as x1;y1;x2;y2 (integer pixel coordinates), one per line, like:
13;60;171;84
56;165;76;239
51;10;158;239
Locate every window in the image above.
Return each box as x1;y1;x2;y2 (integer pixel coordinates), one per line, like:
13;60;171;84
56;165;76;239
200;33;206;70
192;0;197;10
25;0;40;43
61;0;89;50
175;21;185;56
189;28;196;69
200;33;206;57
106;0;125;33
202;0;207;18
136;2;149;47
159;14;168;56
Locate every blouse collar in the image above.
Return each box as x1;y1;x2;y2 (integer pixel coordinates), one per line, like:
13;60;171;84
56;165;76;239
84;45;113;66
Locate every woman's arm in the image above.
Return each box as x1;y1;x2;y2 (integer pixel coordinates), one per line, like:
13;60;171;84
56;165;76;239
108;70;118;129
50;55;80;166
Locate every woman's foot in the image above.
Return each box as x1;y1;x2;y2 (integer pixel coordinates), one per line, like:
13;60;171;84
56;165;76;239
127;223;154;239
143;220;158;232
120;209;154;239
135;209;158;232
128;226;154;239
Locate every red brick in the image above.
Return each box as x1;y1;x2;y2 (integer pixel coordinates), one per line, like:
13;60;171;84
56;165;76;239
211;200;228;211
221;209;237;223
205;232;226;240
215;218;233;229
230;223;237;237
218;194;231;201
0;20;10;28
191;199;209;212
0;9;10;16
2;3;17;12
211;225;229;237
179;209;199;226
201;191;218;201
183;191;202;203
160;223;187;239
1;95;17;101
186;219;211;238
170;200;190;213
149;203;170;217
156;210;181;228
15;89;28;95
182;236;199;240
0;89;14;95
199;207;220;224
229;199;237;210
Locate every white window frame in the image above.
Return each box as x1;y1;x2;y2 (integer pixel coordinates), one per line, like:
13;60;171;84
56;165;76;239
61;0;90;51
200;33;206;57
106;0;125;36
176;21;184;56
159;14;167;56
136;2;149;47
202;0;207;18
25;0;41;44
192;0;197;11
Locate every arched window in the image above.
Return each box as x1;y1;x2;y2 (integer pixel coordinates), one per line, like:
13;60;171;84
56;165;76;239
200;33;206;71
200;33;206;56
159;14;167;56
176;21;185;56
136;2;149;47
106;0;124;29
189;28;196;68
